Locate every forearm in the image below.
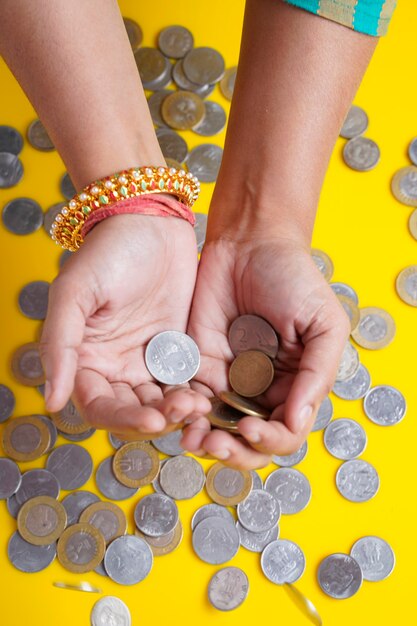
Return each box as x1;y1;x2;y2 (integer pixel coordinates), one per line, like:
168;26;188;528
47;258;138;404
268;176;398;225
0;0;164;189
209;0;377;243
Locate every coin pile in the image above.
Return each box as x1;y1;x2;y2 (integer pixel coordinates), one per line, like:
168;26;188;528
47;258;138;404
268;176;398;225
340;105;380;172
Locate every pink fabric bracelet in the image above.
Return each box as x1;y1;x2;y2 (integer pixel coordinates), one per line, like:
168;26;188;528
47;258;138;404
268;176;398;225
81;194;196;238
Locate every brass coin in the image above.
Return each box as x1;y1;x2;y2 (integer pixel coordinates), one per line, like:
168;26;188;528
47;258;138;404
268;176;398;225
113;441;160;488
206;462;252;506
337;294;360;332
219;390;270;419
123;17;143;51
391;166;417;206
57;523;106;573
50;399;91;435
165;158;184;170
161;91;205;130
17;495;67;545
2;415;51;461
408;209;417;240
207;397;244;433
229;350;274;398
135;520;183;556
220;67;237;101
79;501;127;544
396;265;417;307
26;119;55;151
351;306;396;350
311;248;334;282
11;342;45;386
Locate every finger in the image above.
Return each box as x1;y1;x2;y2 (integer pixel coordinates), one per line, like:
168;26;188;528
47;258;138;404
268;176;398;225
39;274;93;412
158;388;212;425
237;415;305;456
180;416;211;456
199;429;271;470
134;382;164;405
73;368;166;434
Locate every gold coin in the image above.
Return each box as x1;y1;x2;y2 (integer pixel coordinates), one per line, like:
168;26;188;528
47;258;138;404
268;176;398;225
229;350;274;398
207;397;244;433
219;390;270;419
351;306;396;350
165;157;184;170
220;66;236;100
2;415;51;461
396;265;417;307
336;294;360;332
113;441;160;488
408;209;417;240
391;166;417;206
161;90;205;130
123;17;143;51
135;520;183;557
206;462;252;506
57;523;106;574
17;495;67;546
79;501;127;544
11;342;45;386
311;248;334;282
50;399;91;435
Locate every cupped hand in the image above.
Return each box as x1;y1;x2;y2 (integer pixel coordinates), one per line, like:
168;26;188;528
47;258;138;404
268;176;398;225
183;234;350;469
40;213;211;437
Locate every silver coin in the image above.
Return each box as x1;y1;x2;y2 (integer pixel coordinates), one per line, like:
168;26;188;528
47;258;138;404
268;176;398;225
108;432;130;450
330;282;359;304
191;503;235;530
350;536;395;582
7;468;60;518
343;136;380;171
43;202;66;235
18;280;50;320
194;211;207;253
134;47;171;90
2;197;43;234
0;152;24;187
208;567;249;611
340;105;368;139
312;396;333;432
160;455;205;499
0;383;15;423
324;418;367;460
183;47;225;85
58;427;96;442
408;138;417;166
0;457;21;499
0;125;23;155
261;539;305;584
336;341;360;382
193;101;226;136
35;414;57;451
8;531;56;573
264;468;311;514
96;457;138;501
152;459;168;494
59;249;73;268
94;561;108;577
46;444;93;490
152;429;184;456
272;441;308;467
172;60;215;98
104;535;153;585
363;385;406;426
192;516;240;564
134;493;179;537
60;172;76;200
61;490;100;526
237;489;280;533
236;520;279;553
158;25;194;59
336;459;379;502
145;330;200;385
156;127;188;162
186;144;223;182
318;553;362;598
91;596;131;626
251;470;263;491
332;363;371;400
27;119;55;151
147;89;174;127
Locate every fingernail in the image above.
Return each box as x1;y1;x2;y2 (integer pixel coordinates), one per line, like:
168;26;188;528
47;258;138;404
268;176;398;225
245;431;261;443
212;449;231;460
295;405;313;432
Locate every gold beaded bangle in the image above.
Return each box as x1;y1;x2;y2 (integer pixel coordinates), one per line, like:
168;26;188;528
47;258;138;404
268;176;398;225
50;165;200;251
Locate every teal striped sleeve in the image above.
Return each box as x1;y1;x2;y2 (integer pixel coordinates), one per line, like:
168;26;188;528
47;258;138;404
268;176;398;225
283;0;397;36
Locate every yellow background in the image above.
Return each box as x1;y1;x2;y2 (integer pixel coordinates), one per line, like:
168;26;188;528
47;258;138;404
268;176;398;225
1;1;416;624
